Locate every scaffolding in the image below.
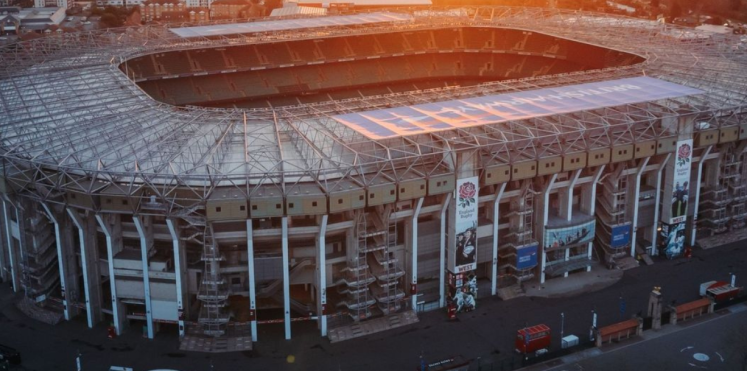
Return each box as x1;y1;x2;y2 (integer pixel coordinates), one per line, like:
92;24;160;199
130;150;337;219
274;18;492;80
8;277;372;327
595;163;632;265
498;182;538;286
191;217;229;336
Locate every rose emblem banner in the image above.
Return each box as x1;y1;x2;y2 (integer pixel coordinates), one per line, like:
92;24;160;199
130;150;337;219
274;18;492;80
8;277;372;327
449;177;479;273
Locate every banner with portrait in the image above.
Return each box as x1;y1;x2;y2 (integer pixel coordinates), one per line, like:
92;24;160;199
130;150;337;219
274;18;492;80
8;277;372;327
448;177;479;273
660;221;686;259
662;139;693;224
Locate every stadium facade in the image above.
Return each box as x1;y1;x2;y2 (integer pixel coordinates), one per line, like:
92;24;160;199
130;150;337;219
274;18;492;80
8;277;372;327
1;8;746;345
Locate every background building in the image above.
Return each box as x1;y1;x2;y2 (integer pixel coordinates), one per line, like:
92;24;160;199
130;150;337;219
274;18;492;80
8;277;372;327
1;7;746;351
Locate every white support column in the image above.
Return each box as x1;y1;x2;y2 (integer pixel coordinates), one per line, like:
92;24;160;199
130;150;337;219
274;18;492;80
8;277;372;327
1;198;19;292
586;166;605;271
95;214;126;336
243;220;257;341
166;219;187;338
0;199;7;284
651;154;672;256
630;157;651;258
133;216;154;339
564;170;581;278
411;198;424;311
491;183;506;296
281;217;291;340
438;196;449;308
690;146;712;246
317;215;328;337
539;174;558;284
42;204;69;320
66;208;102;328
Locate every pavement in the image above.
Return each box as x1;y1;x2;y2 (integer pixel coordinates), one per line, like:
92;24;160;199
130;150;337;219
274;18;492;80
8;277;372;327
0;239;745;371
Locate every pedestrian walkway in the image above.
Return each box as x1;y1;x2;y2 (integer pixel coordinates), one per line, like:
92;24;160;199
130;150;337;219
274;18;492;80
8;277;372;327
523;262;624;299
328;310;419;343
697;229;747;249
179;323;253;353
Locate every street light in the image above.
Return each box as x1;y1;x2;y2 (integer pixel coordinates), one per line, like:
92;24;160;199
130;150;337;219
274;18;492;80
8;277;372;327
590;309;597;342
560;312;565;340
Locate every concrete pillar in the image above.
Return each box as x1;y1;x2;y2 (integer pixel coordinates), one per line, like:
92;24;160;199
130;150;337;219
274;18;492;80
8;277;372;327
41;203;79;320
630;157;651;257
133;216;154;339
316;215;328;337
0;198;8;284
491;183;506;296
66;208;103;328
438;195;449;308
166;218;188;338
281;216;291;340
647;288;663;330
563;170;581;278
651;154;672;256
95;214;127;335
411;198;423;311
690;146;712;246
1;198;19;292
538;174;557;284
244;219;257;342
583;166;605;272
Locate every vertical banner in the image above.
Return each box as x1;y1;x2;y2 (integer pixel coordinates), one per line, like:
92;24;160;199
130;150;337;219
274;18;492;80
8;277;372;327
661;139;692;258
449;177;479;273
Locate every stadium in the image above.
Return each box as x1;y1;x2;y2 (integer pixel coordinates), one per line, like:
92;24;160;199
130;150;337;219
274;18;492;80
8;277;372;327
1;6;746;350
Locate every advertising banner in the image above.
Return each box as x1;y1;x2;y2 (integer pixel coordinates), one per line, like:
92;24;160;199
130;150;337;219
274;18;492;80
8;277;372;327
447;272;477;313
662;139;693;224
610;224;631;248
516;243;539;270
448;177;479;273
544;219;595;250
660;221;687;259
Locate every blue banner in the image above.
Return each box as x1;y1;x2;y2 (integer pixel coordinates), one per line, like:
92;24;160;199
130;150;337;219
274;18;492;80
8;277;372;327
516;244;538;270
610;224;631;248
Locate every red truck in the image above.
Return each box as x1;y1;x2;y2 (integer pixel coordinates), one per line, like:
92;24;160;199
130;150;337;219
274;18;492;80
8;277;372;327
515;324;551;355
700;281;742;302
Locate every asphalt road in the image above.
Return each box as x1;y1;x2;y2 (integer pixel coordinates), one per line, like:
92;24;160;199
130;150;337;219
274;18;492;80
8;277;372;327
545;306;747;371
0;240;745;371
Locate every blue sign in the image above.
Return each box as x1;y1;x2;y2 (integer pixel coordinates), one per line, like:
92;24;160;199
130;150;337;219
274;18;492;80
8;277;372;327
610;224;631;248
516;244;538;270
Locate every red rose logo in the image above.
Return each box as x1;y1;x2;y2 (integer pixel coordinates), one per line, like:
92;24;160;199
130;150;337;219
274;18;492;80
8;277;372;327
677;143;691;167
458;182;476;207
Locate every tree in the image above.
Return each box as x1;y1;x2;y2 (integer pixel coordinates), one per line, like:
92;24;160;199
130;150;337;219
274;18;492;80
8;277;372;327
100;13;123;28
670;0;682;18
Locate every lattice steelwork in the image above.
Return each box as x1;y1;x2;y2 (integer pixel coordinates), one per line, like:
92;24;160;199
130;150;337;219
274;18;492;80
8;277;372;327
1;7;746;212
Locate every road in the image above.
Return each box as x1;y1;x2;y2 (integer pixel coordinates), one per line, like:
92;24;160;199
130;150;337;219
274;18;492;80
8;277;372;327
546;306;747;371
0;241;745;371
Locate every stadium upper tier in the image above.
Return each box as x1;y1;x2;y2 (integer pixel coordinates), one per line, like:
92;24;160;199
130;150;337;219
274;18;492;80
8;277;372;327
0;7;746;207
128;27;643;107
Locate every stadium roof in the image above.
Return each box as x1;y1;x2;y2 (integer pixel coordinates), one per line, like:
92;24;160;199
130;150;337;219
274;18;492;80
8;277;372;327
169;11;412;38
333;77;703;140
1;7;746;196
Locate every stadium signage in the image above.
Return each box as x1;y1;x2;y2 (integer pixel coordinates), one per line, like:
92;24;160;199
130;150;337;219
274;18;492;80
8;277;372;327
449;177;479;273
332;77;703;140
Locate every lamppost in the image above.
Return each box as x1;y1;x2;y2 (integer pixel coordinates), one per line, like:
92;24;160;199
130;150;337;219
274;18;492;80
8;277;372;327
560;312;565;340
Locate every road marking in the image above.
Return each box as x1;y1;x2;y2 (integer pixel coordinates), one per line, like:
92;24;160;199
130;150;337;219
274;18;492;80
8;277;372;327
715;352;724;362
681;346;694;352
688;362;708;369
